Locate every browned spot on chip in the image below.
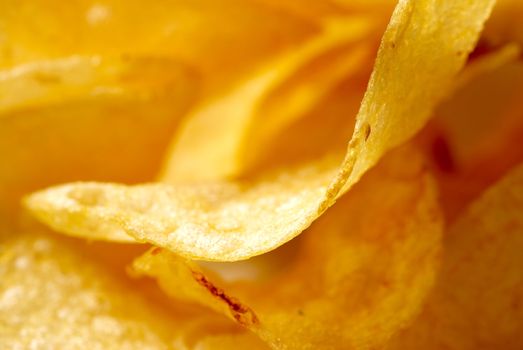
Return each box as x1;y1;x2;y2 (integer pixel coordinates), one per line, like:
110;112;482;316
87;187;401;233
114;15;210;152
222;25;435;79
363;122;372;141
192;271;259;327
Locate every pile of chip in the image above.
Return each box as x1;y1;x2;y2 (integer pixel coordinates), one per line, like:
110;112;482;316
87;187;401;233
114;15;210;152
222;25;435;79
1;0;523;349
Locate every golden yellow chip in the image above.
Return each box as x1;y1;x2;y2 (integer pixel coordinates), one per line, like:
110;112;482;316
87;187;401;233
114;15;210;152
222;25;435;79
160;17;376;182
452;43;520;92
0;231;184;349
25;0;495;261
0;55;197;230
0;0;316;93
133;145;443;349
387;161;523;349
0;230;266;349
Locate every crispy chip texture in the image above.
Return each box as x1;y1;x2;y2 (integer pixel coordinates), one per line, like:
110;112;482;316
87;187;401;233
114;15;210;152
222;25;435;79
484;0;523;47
387;162;523;349
0;55;197;230
133;146;443;349
4;1;522;349
0;231;268;349
0;231;184;349
25;0;495;261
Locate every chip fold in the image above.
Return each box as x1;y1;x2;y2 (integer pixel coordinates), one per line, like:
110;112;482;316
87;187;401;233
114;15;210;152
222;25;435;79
133;145;443;350
25;0;496;261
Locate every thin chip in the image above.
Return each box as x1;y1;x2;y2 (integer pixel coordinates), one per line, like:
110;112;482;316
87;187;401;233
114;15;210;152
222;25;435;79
0;55;197;231
25;0;495;261
0;0;316;94
386;162;523;349
193;333;269;350
0;230;265;349
0;231;185;349
133;146;442;349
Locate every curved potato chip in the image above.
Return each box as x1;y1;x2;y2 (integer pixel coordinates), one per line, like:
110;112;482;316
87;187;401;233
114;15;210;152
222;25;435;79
0;55;194;114
253;42;519;179
0;230;264;349
133;146;442;349
387;161;523;349
0;55;197;230
25;0;495;261
253;0;353;22
0;0;316;93
160;17;376;182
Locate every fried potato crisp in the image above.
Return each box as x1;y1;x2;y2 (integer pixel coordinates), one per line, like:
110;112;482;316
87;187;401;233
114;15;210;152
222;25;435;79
0;55;197;230
5;0;523;349
0;231;268;349
133;146;443;349
0;231;184;349
25;0;495;261
0;0;316;94
387;161;523;350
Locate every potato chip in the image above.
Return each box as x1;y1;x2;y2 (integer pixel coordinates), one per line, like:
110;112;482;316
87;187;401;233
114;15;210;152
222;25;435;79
133;146;442;349
160;17;376;182
0;230;267;349
0;0;316;94
386;161;523;349
254;42;518;186
25;0;495;261
243;70;369;177
0;55;197;230
0;231;185;349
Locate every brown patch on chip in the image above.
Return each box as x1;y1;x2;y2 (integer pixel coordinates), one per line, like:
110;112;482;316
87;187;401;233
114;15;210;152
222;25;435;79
192;271;259;327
